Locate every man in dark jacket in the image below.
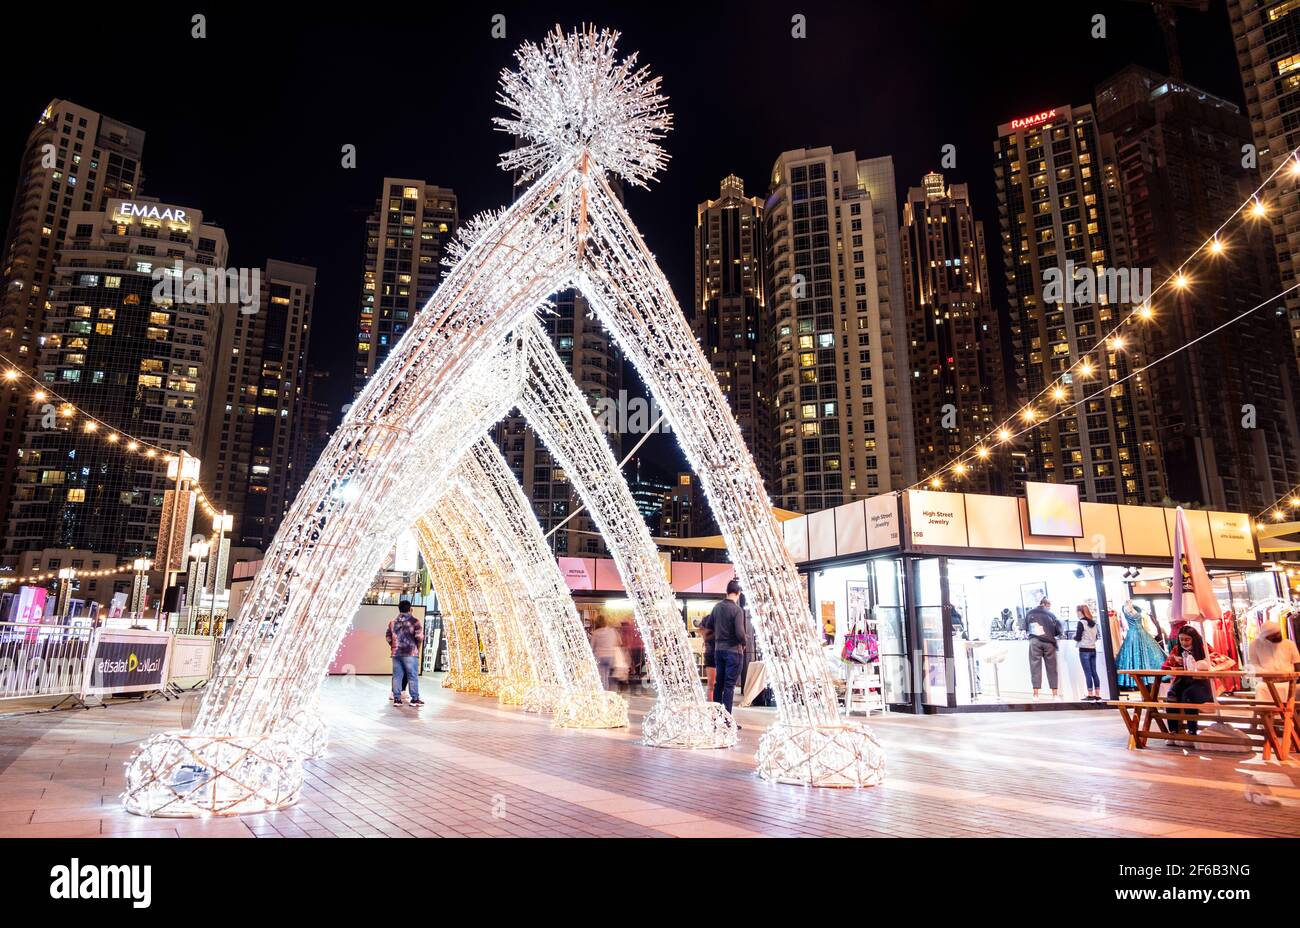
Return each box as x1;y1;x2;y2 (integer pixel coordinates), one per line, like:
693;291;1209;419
702;579;749;716
386;600;425;706
1023;597;1062;699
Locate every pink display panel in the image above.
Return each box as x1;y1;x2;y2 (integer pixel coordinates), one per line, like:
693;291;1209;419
557;557;597;591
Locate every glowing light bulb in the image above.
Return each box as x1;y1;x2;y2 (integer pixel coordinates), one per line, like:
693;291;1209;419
1172;274;1188;290
1052;386;1066;401
1252;198;1267;218
1274;510;1286;521
929;477;942;489
1209;237;1224;255
953;462;967;476
83;421;97;432
977;446;990;459
107;433;118;443
1022;408;1037;423
127;441;138;451
1079;360;1095;377
997;428;1011;442
3;369;18;382
1109;336;1125;351
33;390;46;401
1138;303;1154;319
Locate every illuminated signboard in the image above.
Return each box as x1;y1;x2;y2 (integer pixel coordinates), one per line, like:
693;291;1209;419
1026;481;1084;538
1009;108;1058;131
116;201;188;223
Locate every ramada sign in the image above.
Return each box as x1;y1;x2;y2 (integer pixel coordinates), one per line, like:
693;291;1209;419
116;201;188;223
1010;108;1058;131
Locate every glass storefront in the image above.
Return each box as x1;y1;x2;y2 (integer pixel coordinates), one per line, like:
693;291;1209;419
808;558;910;707
946;557;1111;706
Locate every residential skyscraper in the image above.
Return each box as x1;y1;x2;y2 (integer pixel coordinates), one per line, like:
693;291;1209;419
203;259;317;550
5;197;228;560
1229;0;1300;373
0;101;144;564
692;175;773;495
1097;65;1300;512
901;170;1008;493
994;104;1166;504
764;148;915;513
289;369;337;507
353;179;457;396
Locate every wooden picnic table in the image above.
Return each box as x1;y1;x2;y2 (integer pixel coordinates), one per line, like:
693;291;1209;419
1122;669;1300;759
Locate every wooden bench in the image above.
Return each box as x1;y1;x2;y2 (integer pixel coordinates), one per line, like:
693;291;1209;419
1108;700;1287;757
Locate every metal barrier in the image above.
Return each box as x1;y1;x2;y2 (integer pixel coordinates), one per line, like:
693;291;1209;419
0;622;95;701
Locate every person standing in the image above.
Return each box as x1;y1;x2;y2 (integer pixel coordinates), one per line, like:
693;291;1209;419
706;580;749;719
1023;597;1062;699
386;600;425;707
1074;604;1101;701
591;619;620;690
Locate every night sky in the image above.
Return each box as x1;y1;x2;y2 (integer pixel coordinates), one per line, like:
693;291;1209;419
0;1;1247;477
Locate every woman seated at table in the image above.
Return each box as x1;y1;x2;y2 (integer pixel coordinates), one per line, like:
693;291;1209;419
1161;625;1214;739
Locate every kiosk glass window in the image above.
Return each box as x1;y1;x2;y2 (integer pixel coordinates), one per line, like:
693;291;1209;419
808;557;911;706
914;558;947;706
947;558;1110;705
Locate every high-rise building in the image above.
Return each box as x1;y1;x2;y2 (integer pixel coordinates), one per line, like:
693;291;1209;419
1229;0;1300;373
994;104;1166;504
1097;65;1300;512
764;148;915;513
0;101;144;564
491;286;623;557
5;197;229;560
353;179;457;396
289;369;337;506
901;170;1008;493
203;260;317;550
628;456;672;536
661;473;698;539
692;175;773;496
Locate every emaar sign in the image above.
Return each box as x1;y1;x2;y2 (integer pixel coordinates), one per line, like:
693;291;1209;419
116;201;188;223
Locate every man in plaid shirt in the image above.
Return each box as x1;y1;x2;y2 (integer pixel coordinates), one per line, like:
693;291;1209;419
386;600;425;706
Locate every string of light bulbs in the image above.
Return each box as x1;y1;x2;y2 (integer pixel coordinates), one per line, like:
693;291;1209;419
0;354;226;525
911;146;1300;491
924;281;1300;492
1253;478;1300;527
0;562;136;587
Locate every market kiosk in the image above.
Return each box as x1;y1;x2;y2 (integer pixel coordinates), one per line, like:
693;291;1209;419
784;484;1267;713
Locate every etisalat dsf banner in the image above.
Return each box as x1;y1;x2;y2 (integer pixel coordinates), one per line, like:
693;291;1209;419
80;629;172;696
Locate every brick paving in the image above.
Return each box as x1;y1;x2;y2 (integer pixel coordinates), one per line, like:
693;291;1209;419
1;675;1298;837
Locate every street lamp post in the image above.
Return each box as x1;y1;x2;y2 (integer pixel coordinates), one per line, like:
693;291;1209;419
186;539;210;634
208;512;233;637
130;558;152;621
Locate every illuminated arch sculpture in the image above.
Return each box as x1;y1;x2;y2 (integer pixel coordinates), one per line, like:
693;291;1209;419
123;26;882;818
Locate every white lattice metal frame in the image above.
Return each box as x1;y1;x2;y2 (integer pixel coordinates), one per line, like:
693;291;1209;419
414;518;489;695
517;320;734;748
452;440;626;726
125;25;881;817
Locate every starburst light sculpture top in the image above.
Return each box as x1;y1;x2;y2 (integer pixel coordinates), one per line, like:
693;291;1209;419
494;25;672;188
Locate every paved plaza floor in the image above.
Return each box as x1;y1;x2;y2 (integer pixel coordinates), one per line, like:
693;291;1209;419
1;676;1298;838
